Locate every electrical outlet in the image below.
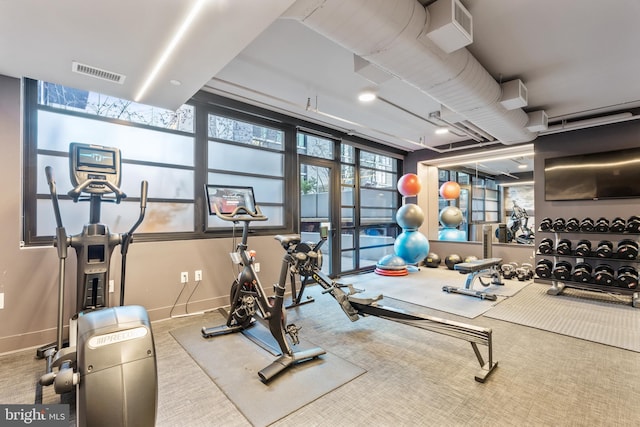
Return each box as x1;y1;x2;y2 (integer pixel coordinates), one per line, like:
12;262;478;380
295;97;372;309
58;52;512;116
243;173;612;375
0;293;4;309
255;263;260;272
109;280;115;293
180;272;188;283
194;270;202;281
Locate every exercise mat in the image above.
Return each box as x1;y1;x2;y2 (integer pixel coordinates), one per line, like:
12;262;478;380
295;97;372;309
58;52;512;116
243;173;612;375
484;282;640;352
346;266;531;318
170;321;366;426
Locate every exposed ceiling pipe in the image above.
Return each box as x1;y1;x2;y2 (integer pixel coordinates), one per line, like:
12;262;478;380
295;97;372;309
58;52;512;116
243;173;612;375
282;0;537;145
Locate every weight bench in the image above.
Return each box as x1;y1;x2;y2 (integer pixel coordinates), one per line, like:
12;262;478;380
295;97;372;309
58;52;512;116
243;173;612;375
442;257;503;301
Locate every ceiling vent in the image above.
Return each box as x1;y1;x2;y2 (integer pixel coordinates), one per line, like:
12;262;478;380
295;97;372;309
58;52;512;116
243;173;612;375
423;0;473;53
500;79;528;110
72;61;126;84
526;110;548;132
353;54;393;85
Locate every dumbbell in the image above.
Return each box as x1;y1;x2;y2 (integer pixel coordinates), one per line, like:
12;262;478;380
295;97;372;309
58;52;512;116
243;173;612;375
516;263;534;281
501;262;518;279
539;217;552;232
565;217;580;232
556;238;572;255
610;217;626;233
574;240;592;257
617;266;639;289
625;215;640;233
535;259;553;279
571;262;593;283
552;260;572;281
595;240;614;258
538;238;554;254
616;239;639;260
552;217;566;232
580;217;595;232
593;264;615;286
595;217;610;233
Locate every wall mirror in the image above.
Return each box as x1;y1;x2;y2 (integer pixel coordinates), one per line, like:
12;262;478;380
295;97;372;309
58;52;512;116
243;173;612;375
419;144;535;245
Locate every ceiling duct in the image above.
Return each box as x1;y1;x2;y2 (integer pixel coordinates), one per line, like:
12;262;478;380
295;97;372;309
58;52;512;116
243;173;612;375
282;0;537;145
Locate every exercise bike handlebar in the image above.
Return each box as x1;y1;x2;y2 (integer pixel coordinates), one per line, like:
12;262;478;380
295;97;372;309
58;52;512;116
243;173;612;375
213;203;268;222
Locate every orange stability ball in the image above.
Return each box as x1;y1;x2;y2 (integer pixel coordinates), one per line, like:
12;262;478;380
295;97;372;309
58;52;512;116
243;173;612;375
397;173;422;197
439;181;461;200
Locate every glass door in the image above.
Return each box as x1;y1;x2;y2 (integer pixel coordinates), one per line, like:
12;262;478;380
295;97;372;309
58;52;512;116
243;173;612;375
300;159;336;276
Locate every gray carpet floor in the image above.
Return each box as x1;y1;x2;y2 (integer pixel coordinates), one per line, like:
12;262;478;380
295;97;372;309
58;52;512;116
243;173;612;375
485;282;640;352
346;266;531;318
2;269;640;426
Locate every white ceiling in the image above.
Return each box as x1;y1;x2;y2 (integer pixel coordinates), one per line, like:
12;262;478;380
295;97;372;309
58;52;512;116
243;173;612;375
1;0;639;175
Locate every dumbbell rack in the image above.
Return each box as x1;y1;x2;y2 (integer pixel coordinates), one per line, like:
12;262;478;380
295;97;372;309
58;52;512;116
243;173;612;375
536;224;640;308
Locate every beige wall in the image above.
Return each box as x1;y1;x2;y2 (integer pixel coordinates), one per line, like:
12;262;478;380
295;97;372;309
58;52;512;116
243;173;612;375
0;76;288;353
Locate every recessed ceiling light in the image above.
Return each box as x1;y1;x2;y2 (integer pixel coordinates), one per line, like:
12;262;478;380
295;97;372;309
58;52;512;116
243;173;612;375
358;90;377;102
435;127;449;135
170;79;182;86
518;163;527;169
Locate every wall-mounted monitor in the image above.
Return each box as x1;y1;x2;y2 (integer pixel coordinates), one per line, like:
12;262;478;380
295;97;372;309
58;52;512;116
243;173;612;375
544;147;640;201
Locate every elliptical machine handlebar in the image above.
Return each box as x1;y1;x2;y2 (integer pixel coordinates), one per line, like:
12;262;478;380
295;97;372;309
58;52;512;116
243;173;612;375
45;166;64;229
213;203;268;223
67;178;127;203
119;180;149;306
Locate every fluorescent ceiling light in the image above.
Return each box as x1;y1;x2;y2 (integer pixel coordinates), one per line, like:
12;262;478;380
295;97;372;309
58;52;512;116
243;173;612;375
425;144;534;169
435;127;449;135
134;0;207;102
498;180;534;187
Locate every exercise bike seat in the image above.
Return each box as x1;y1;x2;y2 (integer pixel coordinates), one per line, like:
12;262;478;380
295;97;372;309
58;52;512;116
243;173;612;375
275;234;301;250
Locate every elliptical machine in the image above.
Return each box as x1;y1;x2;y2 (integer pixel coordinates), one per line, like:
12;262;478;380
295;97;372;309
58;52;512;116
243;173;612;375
201;185;325;383
37;143;157;427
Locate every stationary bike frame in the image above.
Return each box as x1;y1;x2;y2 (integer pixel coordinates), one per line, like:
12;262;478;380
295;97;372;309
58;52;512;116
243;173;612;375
202;203;325;383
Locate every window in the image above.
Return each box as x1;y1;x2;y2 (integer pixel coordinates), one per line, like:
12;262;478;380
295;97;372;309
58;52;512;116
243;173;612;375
22;80;290;244
206;114;285;229
22;79;402;266
356;149;400;268
25;80;196;244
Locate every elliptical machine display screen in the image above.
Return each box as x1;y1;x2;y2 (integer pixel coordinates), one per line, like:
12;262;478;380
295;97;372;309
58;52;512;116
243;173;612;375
205;185;256;215
77;146;116;169
69;142;121;192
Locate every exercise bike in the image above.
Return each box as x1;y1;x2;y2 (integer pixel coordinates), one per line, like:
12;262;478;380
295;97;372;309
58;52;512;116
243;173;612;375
37;143;157;427
201;184;325;383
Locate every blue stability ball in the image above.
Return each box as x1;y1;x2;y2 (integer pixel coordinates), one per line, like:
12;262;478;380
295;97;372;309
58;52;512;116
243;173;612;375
376;254;407;270
439;228;467;242
396;203;425;230
439;205;463;228
394;230;430;264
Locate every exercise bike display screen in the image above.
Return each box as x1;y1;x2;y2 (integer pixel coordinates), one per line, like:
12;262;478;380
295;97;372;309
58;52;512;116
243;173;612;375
206;185;257;215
